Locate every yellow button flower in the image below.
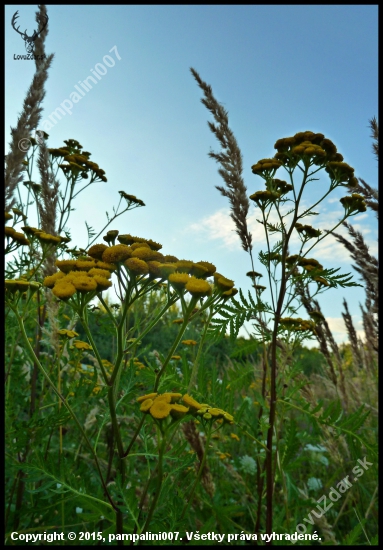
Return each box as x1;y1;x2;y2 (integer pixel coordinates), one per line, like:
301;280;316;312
157;263;177;278
72;340;92;351
43;271;65;288
93;276;112;291
153;394;172;404
137;393;158;403
87;243;108;260
185;276;212;297
55;260;78;273
140;399;154;413
189;263;209;278
102;244;132;263
52;281;76;300
168;272;190;290
182;394;203;413
72;276;97;293
124;257;149;275
170;404;189;419
149;400;172;420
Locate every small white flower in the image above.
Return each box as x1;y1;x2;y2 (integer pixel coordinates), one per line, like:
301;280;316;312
75;507;83;514
305;444;327;452
317;454;329;466
307;477;323;491
239;455;257;475
56;483;62;489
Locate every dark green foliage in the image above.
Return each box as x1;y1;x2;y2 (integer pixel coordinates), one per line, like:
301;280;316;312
292;345;327;376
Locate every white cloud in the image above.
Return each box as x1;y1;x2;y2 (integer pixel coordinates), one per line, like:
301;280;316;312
188;205;377;263
188;209;240;249
325;316;365;341
241;316;365;348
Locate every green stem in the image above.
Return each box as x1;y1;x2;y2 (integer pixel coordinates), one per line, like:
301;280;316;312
153;298;198;391
187;308;213;392
8;301;118;513
98;294;118;328
79;307;110;384
107;388;125;464
123;416;145;458
141;431;166;533
264;165;309;538
109;283;133;388
132;421;183;539
122;294;179;356
181;423;212;520
261;206;276;312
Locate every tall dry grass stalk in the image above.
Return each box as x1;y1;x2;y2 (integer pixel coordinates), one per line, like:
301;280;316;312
37;138;60;280
37;139;59;237
190;68;253;255
5;4;54;211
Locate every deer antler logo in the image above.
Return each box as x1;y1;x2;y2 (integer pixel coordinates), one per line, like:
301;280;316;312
11;10;49;54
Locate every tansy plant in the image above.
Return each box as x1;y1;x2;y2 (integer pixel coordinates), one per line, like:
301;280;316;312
246;131;365;535
5;216;239;536
192;68;369;539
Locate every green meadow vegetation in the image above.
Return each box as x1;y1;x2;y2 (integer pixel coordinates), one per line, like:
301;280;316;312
5;6;378;545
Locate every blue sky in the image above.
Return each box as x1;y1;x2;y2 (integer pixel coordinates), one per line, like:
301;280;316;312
5;5;378;344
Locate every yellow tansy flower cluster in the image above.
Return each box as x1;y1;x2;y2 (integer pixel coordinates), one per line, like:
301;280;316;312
339;193;367;214
279;317;315;333
137;392;234;425
118;191;145;207
72;340;93;351
137;392;188;421
274;131;343;165
42;228;238;302
285;255;331;286
58;329;79;339
249;190;281;206
88;232;238;298
5;226;30;246
251;158;282;175
297;258;323;271
181;340;197;346
5;279;40;295
50;139;107;182
217;452;231;461
21;226;70;245
43;257;114;300
294;223;322;239
250;131;358;194
182;394;234;424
